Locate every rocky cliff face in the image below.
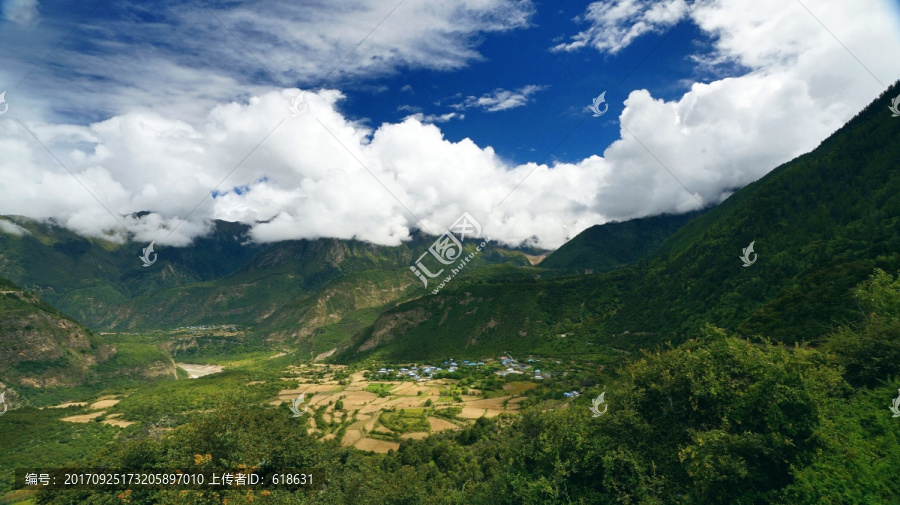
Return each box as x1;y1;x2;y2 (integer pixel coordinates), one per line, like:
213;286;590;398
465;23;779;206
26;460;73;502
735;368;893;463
0;284;112;387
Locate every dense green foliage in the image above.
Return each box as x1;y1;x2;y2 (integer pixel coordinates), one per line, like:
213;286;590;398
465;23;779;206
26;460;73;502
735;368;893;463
379;408;429;433
110;369;284;423
35;291;900;503
540;210;704;272
0;407;120;493
824;268;900;388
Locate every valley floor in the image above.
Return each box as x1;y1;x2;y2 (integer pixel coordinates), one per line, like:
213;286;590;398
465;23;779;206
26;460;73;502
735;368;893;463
272;365;532;453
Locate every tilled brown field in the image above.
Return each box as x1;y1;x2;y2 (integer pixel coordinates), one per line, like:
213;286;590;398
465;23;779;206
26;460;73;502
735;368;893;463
274;365;533;453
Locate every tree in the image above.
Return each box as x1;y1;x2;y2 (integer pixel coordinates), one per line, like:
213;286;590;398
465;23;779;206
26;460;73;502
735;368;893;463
826;269;900;387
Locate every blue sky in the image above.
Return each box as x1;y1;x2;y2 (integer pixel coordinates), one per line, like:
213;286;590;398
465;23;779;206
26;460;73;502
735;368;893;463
4;0;711;163
1;0;899;249
343;8;718;166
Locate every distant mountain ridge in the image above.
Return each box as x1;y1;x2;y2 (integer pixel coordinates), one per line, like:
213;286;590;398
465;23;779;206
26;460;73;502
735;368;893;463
0;216;265;301
0;218;533;355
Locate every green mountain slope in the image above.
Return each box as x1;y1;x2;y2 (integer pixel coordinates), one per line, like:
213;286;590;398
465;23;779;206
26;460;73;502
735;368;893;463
540;210;705;272
30;276;900;505
79;235;530;342
339;82;900;360
609;83;900;343
0;218;534;355
0;276;110;387
333;271;624;362
0;217;266;319
0;276;175;390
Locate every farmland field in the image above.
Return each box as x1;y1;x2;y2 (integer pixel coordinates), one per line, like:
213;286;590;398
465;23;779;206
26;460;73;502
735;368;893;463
270;364;537;452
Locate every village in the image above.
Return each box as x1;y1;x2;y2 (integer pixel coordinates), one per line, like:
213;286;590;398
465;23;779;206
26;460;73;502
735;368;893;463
269;353;592;453
368;354;569;381
41;350;597;459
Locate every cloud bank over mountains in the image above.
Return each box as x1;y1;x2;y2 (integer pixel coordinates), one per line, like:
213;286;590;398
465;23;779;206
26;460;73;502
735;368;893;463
0;0;898;249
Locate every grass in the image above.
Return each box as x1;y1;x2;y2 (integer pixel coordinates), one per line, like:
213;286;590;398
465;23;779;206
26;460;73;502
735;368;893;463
305;307;383;356
365;383;394;398
93;342;171;375
0;489;36;504
112;368;284;422
503;381;539;395
379;409;430;433
430;406;463;420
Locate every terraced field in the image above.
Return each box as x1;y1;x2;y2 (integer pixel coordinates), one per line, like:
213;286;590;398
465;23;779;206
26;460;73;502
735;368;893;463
22;359;546;466
272;366;527;453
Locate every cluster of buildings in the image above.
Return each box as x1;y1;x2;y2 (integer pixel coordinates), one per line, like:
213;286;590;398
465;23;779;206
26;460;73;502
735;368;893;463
371;355;555;382
374;365;435;382
495;355;552;380
446;359;486;370
374;357;493;381
175;324;238;332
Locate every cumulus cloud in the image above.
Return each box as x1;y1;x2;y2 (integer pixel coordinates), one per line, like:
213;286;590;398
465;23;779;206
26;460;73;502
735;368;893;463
0;0;898;251
0;89;599;248
452;85;548;112
544;0;900;215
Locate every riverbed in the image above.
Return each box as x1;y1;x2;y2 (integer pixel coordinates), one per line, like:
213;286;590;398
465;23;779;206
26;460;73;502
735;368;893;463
176;363;224;378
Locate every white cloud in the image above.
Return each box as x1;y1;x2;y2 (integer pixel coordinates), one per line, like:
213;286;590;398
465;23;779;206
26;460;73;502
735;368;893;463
452;85;548;112
543;0;900;219
0;0;898;251
403;111;464;123
0;219;30;236
0;0;534;124
2;0;38;25
553;0;688;54
0;89;591;248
